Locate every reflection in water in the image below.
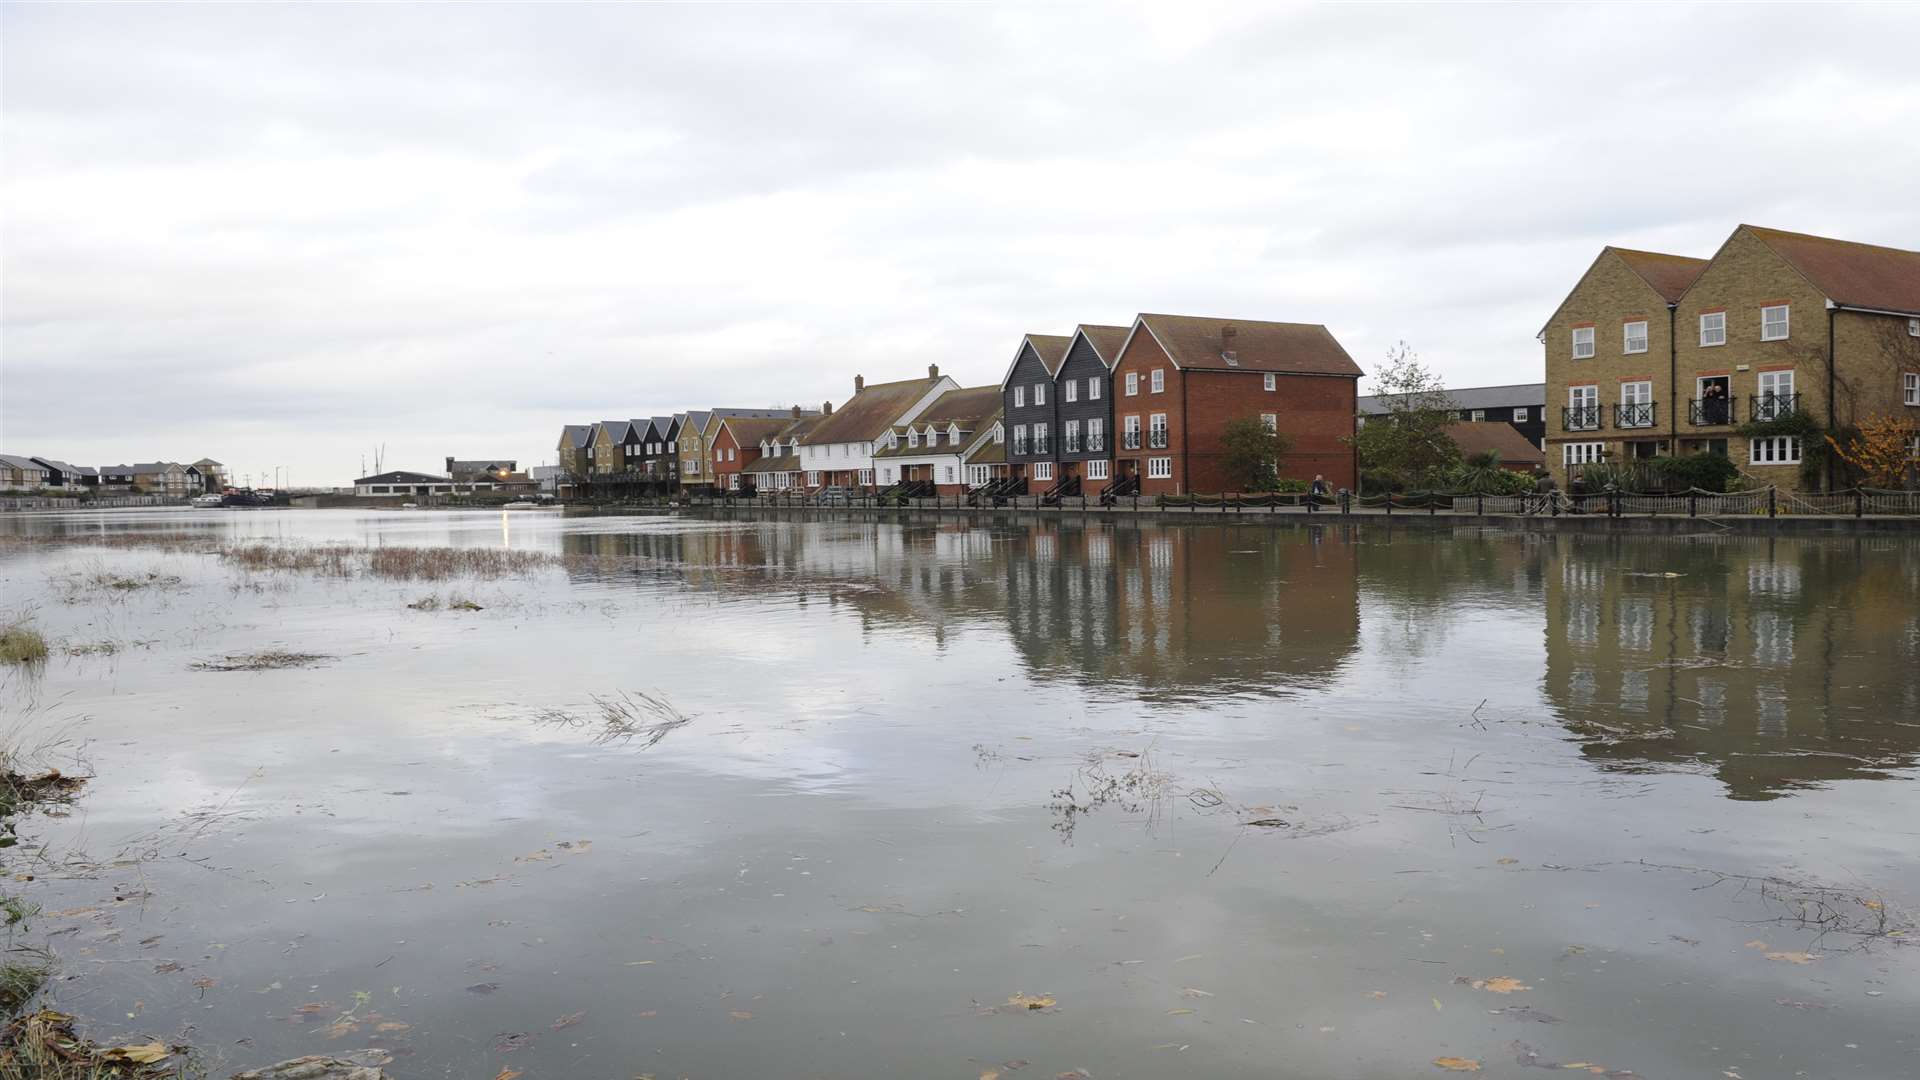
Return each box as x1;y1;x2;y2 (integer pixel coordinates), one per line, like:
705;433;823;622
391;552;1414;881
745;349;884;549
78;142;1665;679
1543;535;1920;800
563;521;1362;701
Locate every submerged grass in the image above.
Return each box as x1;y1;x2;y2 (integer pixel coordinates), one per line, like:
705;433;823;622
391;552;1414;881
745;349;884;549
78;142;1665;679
0;625;47;667
4;533;558;584
189;651;334;673
0;1007;198;1079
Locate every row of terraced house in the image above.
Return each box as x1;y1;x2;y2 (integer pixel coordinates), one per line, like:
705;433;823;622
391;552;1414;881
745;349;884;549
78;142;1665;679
556;312;1365;501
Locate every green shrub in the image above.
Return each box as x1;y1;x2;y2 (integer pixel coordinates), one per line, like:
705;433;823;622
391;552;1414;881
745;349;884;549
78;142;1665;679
1647;453;1738;493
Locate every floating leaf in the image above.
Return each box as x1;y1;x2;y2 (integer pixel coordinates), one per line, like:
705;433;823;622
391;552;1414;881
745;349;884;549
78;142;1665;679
1456;976;1530;994
191;977;218;990
1006;993;1056;1010
550;1010;585;1030
376;1020;412;1032
729;1010;754;1020
1763;951;1819;965
1432;1057;1481;1072
1179;987;1214;999
104;1043;172;1064
494;1069;523;1080
1166;1007;1195;1016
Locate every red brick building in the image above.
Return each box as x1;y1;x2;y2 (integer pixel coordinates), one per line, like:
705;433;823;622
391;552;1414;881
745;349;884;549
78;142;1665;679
711;414;801;492
1110;314;1361;496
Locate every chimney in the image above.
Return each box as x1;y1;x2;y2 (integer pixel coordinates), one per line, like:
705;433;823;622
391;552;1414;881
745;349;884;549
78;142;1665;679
854;374;865;392
791;404;802;418
928;363;940;378
823;400;834;415
444;456;454;473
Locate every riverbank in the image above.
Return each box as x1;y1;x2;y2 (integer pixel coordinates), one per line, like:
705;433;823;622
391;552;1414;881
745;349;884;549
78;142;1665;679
588;500;1920;534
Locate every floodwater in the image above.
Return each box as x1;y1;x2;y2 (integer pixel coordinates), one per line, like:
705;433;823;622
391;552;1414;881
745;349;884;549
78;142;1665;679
1;509;1917;1079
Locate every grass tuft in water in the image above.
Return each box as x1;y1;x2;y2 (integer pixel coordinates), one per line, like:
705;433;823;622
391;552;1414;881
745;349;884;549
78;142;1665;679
189;651;334;673
0;624;47;668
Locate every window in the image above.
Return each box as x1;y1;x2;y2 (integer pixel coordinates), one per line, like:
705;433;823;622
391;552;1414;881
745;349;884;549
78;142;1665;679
880;466;896;484
1563;442;1605;466
1086;418;1104;451
805;471;821;486
993;423;1004;444
1086;459;1109;481
1033;462;1054;481
1065;419;1081;452
1089;378;1101;400
1905;372;1918;406
1572;326;1596;359
1624;320;1648;354
1150;369;1165;393
1123;414;1141;449
1260;413;1277;433
1750;436;1801;465
1470;409;1486;422
1012;425;1029;455
1567;384;1599;430
1910;318;1920;337
1033;423;1050;453
1700;311;1726;346
1908;434;1919;460
1263;373;1276;392
728;448;736;461
1034;383;1046;406
1148;412;1168;448
966;464;990;486
947;424;960;444
1147;457;1172;479
1514;408;1530;422
942;465;955;483
1125;372;1139;396
1759;369;1794;400
907;429;919;447
1014;385;1025;407
841;444;850;458
1761;304;1789;341
1619;380;1654;428
1064;380;1077;403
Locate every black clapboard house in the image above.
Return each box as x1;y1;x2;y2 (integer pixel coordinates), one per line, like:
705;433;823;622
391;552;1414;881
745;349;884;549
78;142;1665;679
1000;333;1071;494
1051;324;1130;499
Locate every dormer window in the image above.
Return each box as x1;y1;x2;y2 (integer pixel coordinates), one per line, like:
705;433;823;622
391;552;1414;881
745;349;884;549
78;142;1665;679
907;429;919;447
947;424;960;444
993;423;1004;444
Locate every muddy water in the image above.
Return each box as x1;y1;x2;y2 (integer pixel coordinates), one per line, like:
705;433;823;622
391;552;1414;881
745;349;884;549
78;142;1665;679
1;509;1917;1079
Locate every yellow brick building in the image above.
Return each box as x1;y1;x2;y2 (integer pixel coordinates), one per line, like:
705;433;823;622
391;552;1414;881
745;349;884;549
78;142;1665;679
1543;225;1920;491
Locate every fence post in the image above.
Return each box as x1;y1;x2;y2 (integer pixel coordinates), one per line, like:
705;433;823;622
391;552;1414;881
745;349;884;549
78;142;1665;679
1476;494;1484;516
1768;486;1777;518
1689;491;1697;518
1428;493;1436;516
1856;489;1864;518
1386;493;1393;516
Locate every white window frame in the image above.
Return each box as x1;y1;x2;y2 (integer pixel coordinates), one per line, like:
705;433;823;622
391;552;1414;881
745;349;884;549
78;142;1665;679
805;470;821;486
1014;385;1025;407
1749;435;1802;465
1064;380;1077;403
1150;369;1165;393
993;423;1004;444
1260;412;1277;433
1263;373;1276;392
1623;320;1648;355
1572;326;1596;359
1514;408;1529;422
1761;304;1790;341
1125;372;1139;396
1032;422;1049;453
965;464;990;487
942;465;955;484
1012;424;1029;455
1065;419;1081;453
1089;377;1101;400
1908;434;1920;460
907;429;919;448
1562;442;1605;466
1086;417;1104;451
1905;372;1919;406
1621;380;1653;406
1909;318;1920;337
1699;311;1726;347
1469;409;1486;422
1147;457;1172;479
1123;414;1140;447
1032;462;1054;481
1086;459;1109;481
1759;369;1794;399
947;424;960;444
1034;383;1046;406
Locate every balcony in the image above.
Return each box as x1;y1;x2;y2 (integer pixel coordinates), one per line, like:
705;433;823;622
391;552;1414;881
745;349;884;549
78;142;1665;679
1562;405;1603;432
1613;402;1657;429
1122;432;1141;450
1148;430;1168;449
1687;396;1737;426
1749;393;1801;422
1033;438;1052;454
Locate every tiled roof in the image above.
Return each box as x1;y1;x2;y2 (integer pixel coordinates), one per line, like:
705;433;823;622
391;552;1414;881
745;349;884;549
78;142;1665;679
355;470;453;484
1027;334;1072;377
1133;314;1362;376
1076;324;1131;365
0;454;47;471
872;386;1002;459
1611;247;1709;303
683;411;712;438
742;452;799;475
1445;421;1544;468
1360;383;1545;415
561;425;594;449
1743;225;1920;315
803;376;945;445
721;416;794;447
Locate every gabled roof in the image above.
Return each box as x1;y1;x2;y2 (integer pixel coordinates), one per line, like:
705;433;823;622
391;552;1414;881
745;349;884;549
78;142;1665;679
31;458;91;475
1445;421;1545;469
560;424;594;450
0;454;48;471
999;333;1073;387
1611;247;1709;303
356;470;455;485
192;458;224;468
1360;383;1545;415
597;420;635;443
1123;314;1362;376
646;416;673;441
448;459;516;472
683;411;713;439
1072;323;1132;369
1742;225;1920;315
960;407;1007;464
803;376;946;445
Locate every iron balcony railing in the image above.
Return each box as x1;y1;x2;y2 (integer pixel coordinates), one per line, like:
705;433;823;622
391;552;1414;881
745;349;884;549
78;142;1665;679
1122;432;1142;450
1086;434;1105;452
1148;430;1169;449
1033;436;1052;453
1687;396;1737;426
1750;393;1801;422
1562;405;1603;431
1614;402;1657;429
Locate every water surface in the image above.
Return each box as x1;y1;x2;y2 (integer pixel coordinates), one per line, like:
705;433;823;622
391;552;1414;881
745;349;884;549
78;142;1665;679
1;509;1916;1078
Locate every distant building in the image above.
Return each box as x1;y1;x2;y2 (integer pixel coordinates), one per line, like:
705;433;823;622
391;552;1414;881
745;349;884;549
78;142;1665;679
1360;383;1546;450
529;465;565;493
0;455;52;489
97;462;196;496
353;470;497;498
1443;420;1546;472
191;459;230;491
799;368;957;491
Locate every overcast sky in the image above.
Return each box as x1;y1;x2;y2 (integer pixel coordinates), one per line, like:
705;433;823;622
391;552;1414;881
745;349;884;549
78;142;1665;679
5;3;1919;486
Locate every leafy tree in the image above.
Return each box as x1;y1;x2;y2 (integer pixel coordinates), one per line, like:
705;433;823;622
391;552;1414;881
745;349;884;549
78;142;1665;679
1826;415;1918;488
1348;341;1461;491
1219;416;1293;492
